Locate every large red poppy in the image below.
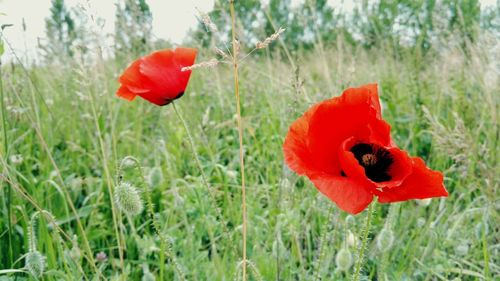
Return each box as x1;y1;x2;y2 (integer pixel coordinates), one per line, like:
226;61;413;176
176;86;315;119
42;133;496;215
283;84;448;214
116;48;197;106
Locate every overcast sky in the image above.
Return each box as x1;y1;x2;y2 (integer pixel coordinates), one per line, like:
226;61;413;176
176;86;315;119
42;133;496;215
0;0;497;61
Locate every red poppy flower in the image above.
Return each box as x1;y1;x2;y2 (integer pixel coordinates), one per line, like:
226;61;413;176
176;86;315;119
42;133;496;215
283;84;448;214
116;48;197;106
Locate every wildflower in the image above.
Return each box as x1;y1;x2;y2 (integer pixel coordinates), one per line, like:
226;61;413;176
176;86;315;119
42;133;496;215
9;154;23;165
283;84;448;214
95;251;108;262
116;48;197;106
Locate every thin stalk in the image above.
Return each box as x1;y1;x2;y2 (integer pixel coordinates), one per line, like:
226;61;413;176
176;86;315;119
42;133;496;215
0;55;13;267
171;101;236;252
314;206;335;281
229;1;248;280
87;83;125;273
352;203;374;281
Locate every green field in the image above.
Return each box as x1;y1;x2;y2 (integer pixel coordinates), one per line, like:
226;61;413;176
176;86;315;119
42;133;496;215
1;1;499;280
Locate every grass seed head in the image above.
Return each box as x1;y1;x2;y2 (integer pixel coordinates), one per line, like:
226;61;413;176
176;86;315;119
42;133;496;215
181;58;219;72
256;27;285;49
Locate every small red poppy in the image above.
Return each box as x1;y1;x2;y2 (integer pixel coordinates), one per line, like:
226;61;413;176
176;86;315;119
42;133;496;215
283;84;448;214
116;48;197;106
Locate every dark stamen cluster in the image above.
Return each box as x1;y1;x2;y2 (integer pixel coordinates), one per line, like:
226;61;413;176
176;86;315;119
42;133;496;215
350;143;393;182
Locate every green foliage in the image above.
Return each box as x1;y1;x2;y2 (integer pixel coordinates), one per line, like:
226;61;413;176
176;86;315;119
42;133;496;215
114;0;153;59
43;0;76;60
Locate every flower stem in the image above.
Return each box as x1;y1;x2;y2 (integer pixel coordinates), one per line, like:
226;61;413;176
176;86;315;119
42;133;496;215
171;101;236;252
229;1;248;280
352;202;374;281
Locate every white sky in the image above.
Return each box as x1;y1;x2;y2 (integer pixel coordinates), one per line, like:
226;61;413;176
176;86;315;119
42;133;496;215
0;0;498;61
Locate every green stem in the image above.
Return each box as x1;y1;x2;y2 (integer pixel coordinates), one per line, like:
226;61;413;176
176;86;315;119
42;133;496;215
0;56;13;267
229;1;248;280
352;202;374;281
171;101;236;252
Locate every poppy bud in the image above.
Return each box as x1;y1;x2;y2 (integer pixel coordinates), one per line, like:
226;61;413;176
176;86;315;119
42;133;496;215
148;167;163;187
455;242;469;256
115;182;143;216
335;248;353;271
25;251;46;278
377;228;394;252
346;230;357;247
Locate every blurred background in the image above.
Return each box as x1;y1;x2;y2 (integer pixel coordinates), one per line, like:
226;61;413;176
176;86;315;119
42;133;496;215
0;0;499;280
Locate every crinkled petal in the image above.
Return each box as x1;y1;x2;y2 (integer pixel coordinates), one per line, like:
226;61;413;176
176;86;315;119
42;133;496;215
377;157;448;203
311;175;374;214
283;103;322;176
139;48;197;100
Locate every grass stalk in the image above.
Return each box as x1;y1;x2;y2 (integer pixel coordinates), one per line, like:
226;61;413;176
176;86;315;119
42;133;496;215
87;82;125;274
229;1;248;280
0;53;14;267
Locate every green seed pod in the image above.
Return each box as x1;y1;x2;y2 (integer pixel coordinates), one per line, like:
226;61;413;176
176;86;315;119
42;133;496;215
114;182;143;216
25;251;46;278
455;242;469;256
377;228;395;252
346;230;357;247
148;166;164;187
335;248;352;271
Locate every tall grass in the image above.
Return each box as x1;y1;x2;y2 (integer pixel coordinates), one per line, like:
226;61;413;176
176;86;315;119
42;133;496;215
0;12;499;281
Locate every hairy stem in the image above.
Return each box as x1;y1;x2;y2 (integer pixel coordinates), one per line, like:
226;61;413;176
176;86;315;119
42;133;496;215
171;101;236;253
352;203;374;281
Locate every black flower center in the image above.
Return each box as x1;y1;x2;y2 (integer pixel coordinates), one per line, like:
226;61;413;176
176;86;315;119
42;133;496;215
350;143;393;182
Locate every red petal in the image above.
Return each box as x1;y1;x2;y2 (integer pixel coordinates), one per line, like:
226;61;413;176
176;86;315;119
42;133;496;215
283;103;322;176
139;48;197;101
118;60;151;94
377;157;448;203
116;85;137;101
306;84;391;175
311;175;374;214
